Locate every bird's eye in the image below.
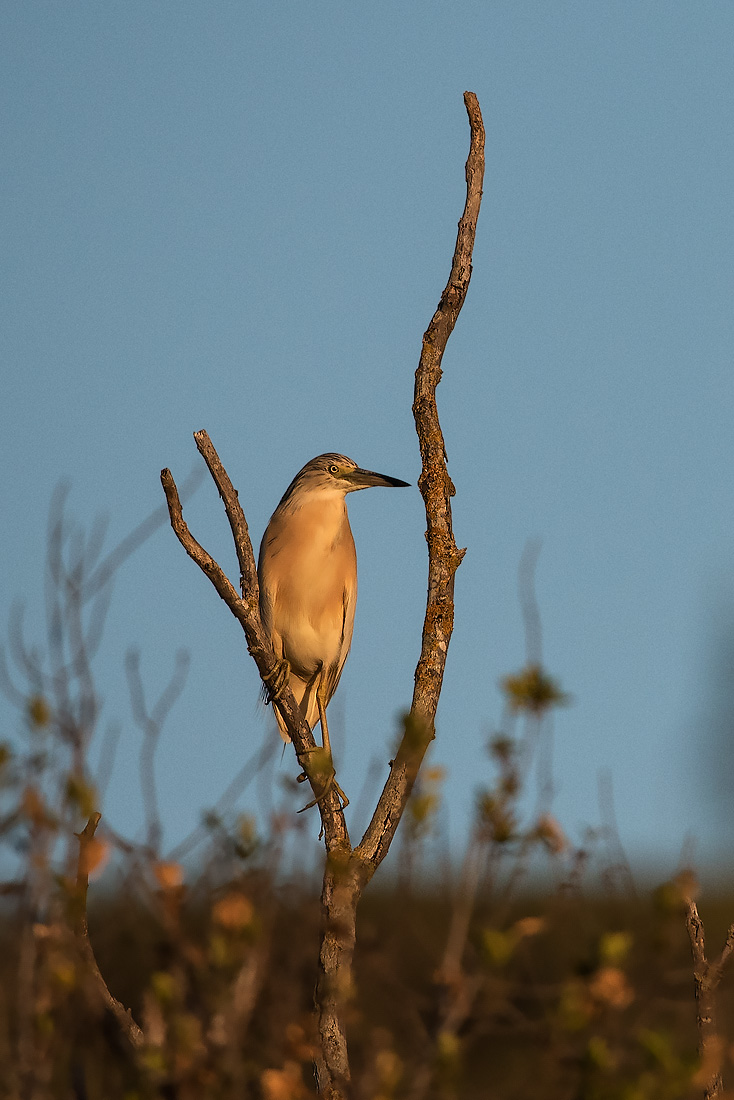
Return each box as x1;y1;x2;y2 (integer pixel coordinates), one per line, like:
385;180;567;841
328;464;339;475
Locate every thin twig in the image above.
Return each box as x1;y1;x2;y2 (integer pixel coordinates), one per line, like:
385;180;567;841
166;730;278;862
518;539;543;667
95;720;122;802
193;431;259;598
84;465;206;601
125;648;190;853
597;769;637;899
711;924;734;983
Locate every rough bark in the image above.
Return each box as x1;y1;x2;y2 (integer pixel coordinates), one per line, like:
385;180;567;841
356;91;484;876
314;855;363;1099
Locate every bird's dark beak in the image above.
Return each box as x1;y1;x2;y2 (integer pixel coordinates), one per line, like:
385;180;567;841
348;467;411;491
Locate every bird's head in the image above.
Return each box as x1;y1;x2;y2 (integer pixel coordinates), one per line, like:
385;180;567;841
278;453;410;507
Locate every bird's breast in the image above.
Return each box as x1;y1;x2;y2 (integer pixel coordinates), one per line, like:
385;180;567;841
258;498;357;678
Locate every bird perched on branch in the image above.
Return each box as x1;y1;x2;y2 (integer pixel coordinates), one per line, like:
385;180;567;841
258;453;409;801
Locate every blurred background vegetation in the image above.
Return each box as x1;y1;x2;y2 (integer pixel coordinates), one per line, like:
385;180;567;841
1;498;733;1100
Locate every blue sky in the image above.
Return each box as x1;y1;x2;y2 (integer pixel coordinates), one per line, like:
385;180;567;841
3;2;734;876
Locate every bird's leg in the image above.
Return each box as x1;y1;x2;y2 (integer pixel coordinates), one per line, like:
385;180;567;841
296;673;349;812
316;676;332;760
265;658;345;812
315;678;348;809
297;768;348;813
262;658;291;704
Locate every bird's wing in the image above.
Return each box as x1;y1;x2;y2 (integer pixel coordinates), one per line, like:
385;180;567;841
257;554;286;710
258;581;278;709
321;581;357;707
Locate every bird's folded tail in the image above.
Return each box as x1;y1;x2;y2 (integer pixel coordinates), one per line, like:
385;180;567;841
261;674;321;743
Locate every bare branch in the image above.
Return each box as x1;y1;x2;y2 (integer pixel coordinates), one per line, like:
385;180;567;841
160;467;252;624
83;511;111;573
193;430;258;599
84;465;206;601
518;538;543;666
73;813;144;1049
166;730;278;863
125;648;190;853
95;720;122;802
712;923;734;983
597;770;637;899
8;601;47;698
684;896;706;977
684;896;730;1099
356;91;484;874
0;642;29;709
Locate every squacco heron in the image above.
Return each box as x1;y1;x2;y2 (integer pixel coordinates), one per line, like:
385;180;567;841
258;453;409;798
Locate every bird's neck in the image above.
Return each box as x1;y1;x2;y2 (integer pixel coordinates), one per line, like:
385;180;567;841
281;488;345;516
278;492;350;545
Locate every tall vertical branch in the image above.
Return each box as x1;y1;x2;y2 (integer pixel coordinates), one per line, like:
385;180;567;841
356;91;484;873
412;89;483;723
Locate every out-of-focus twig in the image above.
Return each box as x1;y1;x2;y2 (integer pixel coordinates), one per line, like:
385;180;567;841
518;538;543;667
597;769;637;899
166;727;279;863
72;813;144;1049
125;648;190;854
84;465;205;602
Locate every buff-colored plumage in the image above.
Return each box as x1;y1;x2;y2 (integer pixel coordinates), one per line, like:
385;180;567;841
257;453;408;747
